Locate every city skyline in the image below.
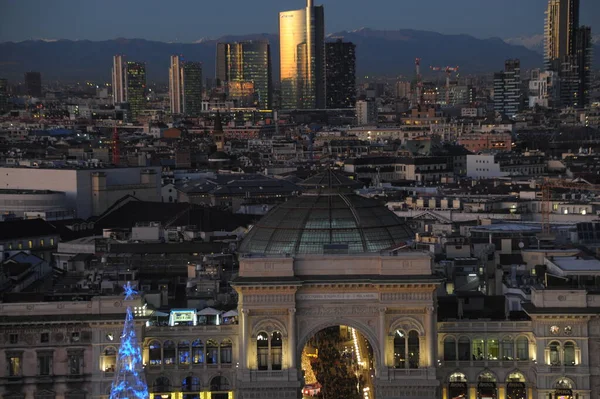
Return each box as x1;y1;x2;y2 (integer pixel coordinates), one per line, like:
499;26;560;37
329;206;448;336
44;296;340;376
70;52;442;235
0;0;598;43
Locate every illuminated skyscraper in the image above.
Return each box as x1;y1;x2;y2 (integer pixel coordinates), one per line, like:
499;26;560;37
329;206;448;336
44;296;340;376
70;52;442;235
216;41;272;109
24;71;42;97
279;0;325;109
125;62;146;120
112;55;125;104
326;39;356;108
544;0;579;71
169;55;183;114
182;62;203;117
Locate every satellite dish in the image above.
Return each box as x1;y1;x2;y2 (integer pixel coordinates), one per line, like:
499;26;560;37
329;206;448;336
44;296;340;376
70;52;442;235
518;242;525;249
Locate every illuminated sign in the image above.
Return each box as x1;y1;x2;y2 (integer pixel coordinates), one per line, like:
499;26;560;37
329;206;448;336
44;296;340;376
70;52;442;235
168;309;197;326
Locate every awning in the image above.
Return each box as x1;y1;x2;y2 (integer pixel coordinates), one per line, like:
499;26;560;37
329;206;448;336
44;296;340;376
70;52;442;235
197;307;222;316
222;310;238;317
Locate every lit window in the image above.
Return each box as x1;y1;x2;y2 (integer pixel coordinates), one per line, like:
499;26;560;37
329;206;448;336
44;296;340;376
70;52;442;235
28;240;33;248
40;239;44;247
8;355;21;376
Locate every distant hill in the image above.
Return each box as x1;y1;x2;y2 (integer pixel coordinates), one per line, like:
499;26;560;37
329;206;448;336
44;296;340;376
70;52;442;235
504;33;600;66
0;28;572;84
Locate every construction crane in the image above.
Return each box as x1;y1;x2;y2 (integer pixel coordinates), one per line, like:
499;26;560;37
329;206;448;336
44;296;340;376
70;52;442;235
429;65;459;105
541;178;600;236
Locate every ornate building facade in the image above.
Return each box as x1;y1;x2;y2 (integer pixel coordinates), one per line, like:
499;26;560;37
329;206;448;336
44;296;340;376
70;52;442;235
2;171;600;399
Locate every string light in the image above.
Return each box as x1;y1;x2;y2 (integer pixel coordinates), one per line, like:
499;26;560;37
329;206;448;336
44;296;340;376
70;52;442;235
109;282;149;399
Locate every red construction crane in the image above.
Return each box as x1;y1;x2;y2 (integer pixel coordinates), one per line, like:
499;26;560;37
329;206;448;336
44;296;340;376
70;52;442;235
429;65;459;105
112;125;120;165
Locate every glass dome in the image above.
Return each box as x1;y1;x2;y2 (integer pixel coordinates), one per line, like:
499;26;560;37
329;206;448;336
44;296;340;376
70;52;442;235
238;170;413;255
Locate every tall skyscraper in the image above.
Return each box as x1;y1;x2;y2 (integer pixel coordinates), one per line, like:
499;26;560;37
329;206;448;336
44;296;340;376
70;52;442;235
169;55;183;114
493;59;522;117
325;39;356;108
544;0;591;108
0;78;8;114
574;26;592;107
216;41;272;109
279;0;325;109
182;62;203;117
112;55;125;104
24;72;42;97
125;62;146;120
544;0;579;71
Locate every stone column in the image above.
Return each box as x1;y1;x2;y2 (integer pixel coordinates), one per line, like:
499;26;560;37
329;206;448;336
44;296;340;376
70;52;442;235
425;306;435;367
379;307;387;368
241;308;249;369
288;308;297;368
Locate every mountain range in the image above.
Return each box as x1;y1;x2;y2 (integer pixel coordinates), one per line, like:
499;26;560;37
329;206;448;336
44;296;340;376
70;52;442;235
0;28;598;83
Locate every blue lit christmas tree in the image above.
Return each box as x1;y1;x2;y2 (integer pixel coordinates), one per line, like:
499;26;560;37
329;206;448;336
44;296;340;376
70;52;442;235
109;282;149;399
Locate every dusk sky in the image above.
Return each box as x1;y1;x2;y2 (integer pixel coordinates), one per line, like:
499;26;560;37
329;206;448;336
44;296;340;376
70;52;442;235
0;0;598;42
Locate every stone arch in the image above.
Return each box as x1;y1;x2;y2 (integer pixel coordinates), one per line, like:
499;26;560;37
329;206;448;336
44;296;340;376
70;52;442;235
210;375;232;391
251;318;288;338
553;376;575;389
446;370;468;383
506;369;527;382
478;369;498;382
388;316;425;336
296;317;381;370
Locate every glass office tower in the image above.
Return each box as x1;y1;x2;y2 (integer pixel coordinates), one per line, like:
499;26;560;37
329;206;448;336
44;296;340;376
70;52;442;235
182;62;203;117
125;62;146;120
216;41;272;109
279;0;325;109
326;39;356;108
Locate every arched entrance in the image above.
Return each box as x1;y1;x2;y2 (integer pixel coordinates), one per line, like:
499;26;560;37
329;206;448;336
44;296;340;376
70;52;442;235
553;378;575;399
506;371;526;399
477;371;498;399
448;372;468;399
300;325;376;399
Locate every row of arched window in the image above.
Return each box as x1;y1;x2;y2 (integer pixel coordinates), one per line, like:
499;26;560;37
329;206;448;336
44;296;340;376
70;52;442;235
547;341;579;366
443;336;529;361
145;339;232;366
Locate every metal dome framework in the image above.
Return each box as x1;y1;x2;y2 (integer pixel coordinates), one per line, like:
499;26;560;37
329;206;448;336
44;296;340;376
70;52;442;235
239;186;413;255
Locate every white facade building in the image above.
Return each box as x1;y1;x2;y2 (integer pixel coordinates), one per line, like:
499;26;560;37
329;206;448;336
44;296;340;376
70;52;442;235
356;99;378;126
0;166;161;219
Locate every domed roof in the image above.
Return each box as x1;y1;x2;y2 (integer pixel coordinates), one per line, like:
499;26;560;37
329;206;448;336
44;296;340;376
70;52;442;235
238;170;413;255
